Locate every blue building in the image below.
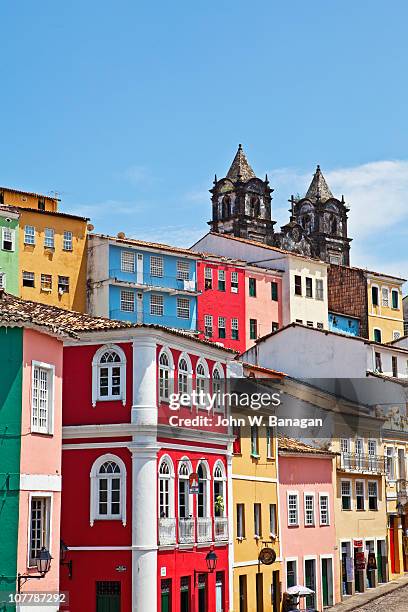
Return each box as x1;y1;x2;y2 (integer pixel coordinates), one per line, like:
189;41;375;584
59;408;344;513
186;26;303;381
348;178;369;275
87;234;199;331
328;311;360;337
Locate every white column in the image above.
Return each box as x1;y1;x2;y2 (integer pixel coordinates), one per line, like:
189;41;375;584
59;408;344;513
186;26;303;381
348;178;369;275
130;335;159;611
226;443;234;612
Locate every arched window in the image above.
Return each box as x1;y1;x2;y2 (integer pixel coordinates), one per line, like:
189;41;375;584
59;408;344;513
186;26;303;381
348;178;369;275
90;454;126;526
197;462;210;518
158;456;174;519
159;349;174;402
213;461;226;517
178;460;191;518
250;196;260;217
178;358;189;395
212;364;224;412
92;345;126;406
331;216;338;235
196;359;209;407
222;195;231;219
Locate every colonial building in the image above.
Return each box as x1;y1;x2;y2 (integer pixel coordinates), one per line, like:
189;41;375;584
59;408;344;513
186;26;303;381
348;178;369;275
0;205;19;295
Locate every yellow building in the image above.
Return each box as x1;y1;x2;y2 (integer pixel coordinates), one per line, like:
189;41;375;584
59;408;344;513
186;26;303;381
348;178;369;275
367;271;405;344
0;186;88;311
232;364;283;612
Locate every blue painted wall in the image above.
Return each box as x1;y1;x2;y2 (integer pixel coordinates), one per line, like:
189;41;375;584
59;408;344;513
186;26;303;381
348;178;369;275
108;245;197;330
328;312;360;337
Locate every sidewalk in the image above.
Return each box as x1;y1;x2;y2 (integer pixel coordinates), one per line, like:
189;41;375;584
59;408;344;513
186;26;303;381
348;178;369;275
326;573;408;611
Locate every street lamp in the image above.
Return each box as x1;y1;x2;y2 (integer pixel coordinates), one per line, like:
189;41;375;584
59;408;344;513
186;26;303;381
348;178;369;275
205;550;218;573
60;540;73;579
18;547;52;592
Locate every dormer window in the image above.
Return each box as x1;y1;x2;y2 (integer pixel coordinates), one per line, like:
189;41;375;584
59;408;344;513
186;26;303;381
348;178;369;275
92;345;127;406
38;198;45;211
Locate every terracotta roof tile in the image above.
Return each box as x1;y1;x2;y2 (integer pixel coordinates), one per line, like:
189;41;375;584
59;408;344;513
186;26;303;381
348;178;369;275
278;436;334;455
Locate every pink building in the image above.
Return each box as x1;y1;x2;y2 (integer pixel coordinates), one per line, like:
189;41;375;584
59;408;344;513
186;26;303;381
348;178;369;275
245;266;282;348
279;438;340;610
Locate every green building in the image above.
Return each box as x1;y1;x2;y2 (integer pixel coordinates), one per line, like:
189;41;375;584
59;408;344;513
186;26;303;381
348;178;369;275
0;207;19;295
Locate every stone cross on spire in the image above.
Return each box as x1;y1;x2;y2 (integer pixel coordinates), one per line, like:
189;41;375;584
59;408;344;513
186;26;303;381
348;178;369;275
226;144;256;182
305;164;334;202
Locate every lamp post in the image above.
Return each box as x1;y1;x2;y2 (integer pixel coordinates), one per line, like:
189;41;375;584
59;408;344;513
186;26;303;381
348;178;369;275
18;547;52;593
193;550;218;581
60;540;73;579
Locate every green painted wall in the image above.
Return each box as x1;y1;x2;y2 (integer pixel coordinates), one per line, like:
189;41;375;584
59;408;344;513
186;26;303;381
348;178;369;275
0;215;19;296
0;327;23;609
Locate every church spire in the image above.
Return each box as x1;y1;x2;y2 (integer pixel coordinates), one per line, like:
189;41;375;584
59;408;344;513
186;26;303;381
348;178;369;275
226;144;256;182
305;164;333;202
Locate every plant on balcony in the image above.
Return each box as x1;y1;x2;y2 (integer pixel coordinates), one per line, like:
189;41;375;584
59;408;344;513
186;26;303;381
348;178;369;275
215;495;224;515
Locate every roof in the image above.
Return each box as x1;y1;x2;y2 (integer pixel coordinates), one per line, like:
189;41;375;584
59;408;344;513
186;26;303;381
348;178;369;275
366;371;408;387
91;233;201;257
329;262;406;283
304;165;334;202
16;206;89;222
0;185;60;201
0;291;238;352
242;362;286;378
226;144;256;182
278;436;335;456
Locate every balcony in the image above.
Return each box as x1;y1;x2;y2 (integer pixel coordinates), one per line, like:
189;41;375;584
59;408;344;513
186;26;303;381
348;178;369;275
197;517;212;543
397;479;408;506
108;269;199;295
214;517;228;541
179;518;195;544
339;452;386;474
158;518;177;546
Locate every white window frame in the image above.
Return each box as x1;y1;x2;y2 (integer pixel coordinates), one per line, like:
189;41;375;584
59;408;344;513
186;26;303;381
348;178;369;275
150;255;164;277
177;260;190;281
285;557;298;591
355;480;365;511
120;289;135;312
44;227;55;249
195;358;209;407
212;363;224;412
213;460;227;518
231;271;239;292
91;344;127;406
90;454;127;526
237;503;245;539
391;289;399;310
121;250;135;273
287;491;299;526
178;457;193;519
31;361;55;435
231;317;239;339
368;480;378;511
24;225;35;245
196;459;211;518
315;278;324;300
204;314;213;337
381;286;389;307
58;276;70;294
341;479;352;511
27;493;52;567
22;271;35;287
254;502;262;539
319;493;330;526
158;454;175;519
177;353;192;399
304;492;315;526
150;293;164;316
386;446;395;480
63;230;73;251
2;226;15;251
158;348;174;402
176;297;190;319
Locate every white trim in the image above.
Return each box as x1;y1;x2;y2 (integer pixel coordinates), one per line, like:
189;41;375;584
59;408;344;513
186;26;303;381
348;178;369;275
233;558;282;568
26;492;53;569
341;478;352;511
355;479;365;511
20;474;61;492
31;360;55;435
91;344;127;407
303;491;316;527
318;492;330;526
90;453;127;526
319;554;335;608
287;490;299;527
232;474;278;483
63;442;129;450
285;556;298;591
158;454;175;519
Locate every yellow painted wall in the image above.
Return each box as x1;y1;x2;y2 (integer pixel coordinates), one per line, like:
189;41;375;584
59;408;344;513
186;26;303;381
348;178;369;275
367;276;404;343
384;439;408;579
232;421;281;612
18;208;87;312
1;188;58;212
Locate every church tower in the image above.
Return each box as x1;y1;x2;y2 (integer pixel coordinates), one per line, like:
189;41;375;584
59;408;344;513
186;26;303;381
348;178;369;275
289;165;352;265
208;145;276;245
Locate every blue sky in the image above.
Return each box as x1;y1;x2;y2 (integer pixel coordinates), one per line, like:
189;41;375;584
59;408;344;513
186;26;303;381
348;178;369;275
1;1;407;283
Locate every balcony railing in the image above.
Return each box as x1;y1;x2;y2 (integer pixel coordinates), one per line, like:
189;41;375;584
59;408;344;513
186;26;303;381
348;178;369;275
214;517;228;541
158;518;177;546
179;518;195;544
339;453;386;474
197;517;212;543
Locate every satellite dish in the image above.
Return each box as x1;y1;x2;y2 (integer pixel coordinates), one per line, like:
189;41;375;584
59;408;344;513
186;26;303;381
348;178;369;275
117;232;126;239
87;224;94;232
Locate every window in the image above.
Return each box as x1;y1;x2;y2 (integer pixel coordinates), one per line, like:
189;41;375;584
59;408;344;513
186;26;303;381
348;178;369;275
368;481;378;510
177;260;190;281
159;457;174;519
237;504;245;538
272;322;279;333
150;255;163;277
295;319;303;324
159;351;172;402
329;254;341;264
204;267;213;289
250;425;259;457
249;319;257;340
58;276;69;293
393;331;401;341
0;272;5;289
304;494;315;526
248;278;256;297
197;462;209;518
121;251;135;272
218;316;226;339
286;560;297;589
178;358;190;396
212;366;223;411
196;361;208;402
254;503;262;538
231;271;239;292
294;275;302;295
374;329;382;343
24;225;35;245
266;427;273;458
271;281;278;301
288;493;299;526
315;278;324;300
355;438;364;468
63;230;73;251
233;425;241;454
305;277;313;298
177;297;190;319
381;287;389;307
386;447;395;480
372;286;379;306
90;455;126;525
94;347;126;403
22;271;35;287
319;494;329;525
38;198;45;210
392;356;398;378
356;481;365;511
2;227;15;251
231;318;239;340
32;363;54;434
307;321;314;327
341;481;351;510
269;504;277;537
204;314;213;337
213;462;225;518
120;290;135;312
29;497;50;566
178;461;190;518
44;228;55;249
316;322;324;330
375;351;382;372
151;294;164;316
40;274;52;291
218;270;226;291
392;289;399;310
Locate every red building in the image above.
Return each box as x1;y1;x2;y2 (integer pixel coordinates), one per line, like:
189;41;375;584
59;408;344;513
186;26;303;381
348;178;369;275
60;317;237;612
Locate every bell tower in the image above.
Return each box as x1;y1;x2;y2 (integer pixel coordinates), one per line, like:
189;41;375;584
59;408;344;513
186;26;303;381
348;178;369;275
208;145;276;245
